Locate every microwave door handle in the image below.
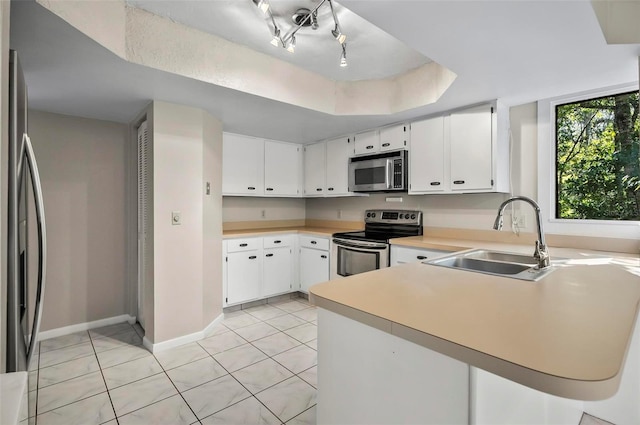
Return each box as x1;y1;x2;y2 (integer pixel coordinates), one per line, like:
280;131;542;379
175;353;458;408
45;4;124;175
386;159;392;189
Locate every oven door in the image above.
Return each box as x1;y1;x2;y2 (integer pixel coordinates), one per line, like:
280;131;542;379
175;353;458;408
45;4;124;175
331;238;389;279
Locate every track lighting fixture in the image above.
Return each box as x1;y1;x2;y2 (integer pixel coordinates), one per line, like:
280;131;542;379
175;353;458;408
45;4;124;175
287;35;296;53
253;0;270;15
270;28;281;46
252;0;349;68
340;44;347;67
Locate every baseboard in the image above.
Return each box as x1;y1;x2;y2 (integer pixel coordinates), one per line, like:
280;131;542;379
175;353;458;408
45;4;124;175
143;313;224;354
39;314;136;341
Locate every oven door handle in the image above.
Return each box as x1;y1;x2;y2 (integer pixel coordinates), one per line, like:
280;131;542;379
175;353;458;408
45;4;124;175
332;238;388;250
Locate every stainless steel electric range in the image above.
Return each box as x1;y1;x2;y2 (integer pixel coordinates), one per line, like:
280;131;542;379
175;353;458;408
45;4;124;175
330;209;423;278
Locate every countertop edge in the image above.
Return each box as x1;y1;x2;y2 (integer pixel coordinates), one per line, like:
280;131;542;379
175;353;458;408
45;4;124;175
309;292;623;401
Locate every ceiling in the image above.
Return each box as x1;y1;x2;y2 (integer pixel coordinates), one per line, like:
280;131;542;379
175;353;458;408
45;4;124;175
127;0;431;82
9;0;640;144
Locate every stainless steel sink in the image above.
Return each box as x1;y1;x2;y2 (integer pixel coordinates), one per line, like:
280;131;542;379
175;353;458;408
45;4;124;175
425;249;559;281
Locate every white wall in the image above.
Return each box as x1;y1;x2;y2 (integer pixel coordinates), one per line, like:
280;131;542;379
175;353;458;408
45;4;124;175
28;110;128;331
151;101;223;344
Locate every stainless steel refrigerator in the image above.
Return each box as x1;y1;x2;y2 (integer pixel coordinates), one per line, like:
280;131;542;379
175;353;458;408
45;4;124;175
6;49;46;373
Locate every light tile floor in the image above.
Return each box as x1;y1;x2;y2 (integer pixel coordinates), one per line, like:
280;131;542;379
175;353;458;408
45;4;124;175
26;297;317;425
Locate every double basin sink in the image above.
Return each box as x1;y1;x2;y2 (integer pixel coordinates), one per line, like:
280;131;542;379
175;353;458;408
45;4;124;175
425;249;559;281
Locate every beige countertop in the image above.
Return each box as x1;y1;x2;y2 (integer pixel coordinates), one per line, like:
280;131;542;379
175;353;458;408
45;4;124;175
310;243;640;401
223;226;352;238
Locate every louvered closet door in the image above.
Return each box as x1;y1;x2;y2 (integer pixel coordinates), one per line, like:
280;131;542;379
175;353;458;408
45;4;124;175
137;121;151;330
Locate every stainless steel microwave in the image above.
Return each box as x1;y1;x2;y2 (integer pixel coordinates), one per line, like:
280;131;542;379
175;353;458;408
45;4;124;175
348;150;408;192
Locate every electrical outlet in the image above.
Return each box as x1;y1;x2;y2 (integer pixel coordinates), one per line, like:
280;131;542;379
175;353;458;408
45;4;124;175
514;215;527;228
337;209;342;219
261;209;266;219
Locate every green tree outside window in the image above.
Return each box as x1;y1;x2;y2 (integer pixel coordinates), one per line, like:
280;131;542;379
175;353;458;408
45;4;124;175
556;91;640;220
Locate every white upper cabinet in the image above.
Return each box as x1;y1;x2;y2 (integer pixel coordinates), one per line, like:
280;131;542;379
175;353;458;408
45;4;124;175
450;104;493;191
379;124;409;152
408;102;510;195
304;142;326;196
325;136;353;195
223;133;264;195
223;133;302;197
409;116;446;193
264;140;301;196
354;130;380;156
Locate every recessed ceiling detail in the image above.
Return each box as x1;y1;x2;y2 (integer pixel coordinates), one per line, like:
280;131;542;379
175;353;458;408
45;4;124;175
35;0;456;116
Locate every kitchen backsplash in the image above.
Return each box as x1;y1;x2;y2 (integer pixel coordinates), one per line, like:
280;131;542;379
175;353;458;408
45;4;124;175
305;193;516;231
222;192;528;232
222;196;306;222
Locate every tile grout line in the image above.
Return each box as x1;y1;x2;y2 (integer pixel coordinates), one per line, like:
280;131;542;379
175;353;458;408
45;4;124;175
196;339;286;425
91;326;131;425
153;349;205;424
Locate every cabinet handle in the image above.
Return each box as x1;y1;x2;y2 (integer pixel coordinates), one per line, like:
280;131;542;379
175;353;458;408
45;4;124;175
430;182;441;186
247;186;256;190
248;255;257;260
328;187;334;191
273;240;281;244
266;187;274;191
316;188;322;192
453;180;465;185
321;255;327;259
416;255;427;260
239;243;248;247
381;143;390;147
366;145;374;149
265;253;274;257
311;241;317;245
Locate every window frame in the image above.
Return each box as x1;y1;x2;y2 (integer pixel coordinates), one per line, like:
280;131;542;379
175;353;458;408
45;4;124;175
537;83;640;238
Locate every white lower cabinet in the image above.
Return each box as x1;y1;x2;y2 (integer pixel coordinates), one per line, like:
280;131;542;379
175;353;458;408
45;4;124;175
224;234;329;305
299;235;330;294
225;243;262;305
263;243;294;297
390;245;452;266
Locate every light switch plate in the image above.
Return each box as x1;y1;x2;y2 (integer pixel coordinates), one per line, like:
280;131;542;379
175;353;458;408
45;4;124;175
172;211;181;225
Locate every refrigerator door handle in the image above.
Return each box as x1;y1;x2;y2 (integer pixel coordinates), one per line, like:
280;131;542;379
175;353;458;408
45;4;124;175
19;133;47;367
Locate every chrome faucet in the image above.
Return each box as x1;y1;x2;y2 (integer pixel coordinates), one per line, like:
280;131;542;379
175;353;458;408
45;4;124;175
493;196;550;269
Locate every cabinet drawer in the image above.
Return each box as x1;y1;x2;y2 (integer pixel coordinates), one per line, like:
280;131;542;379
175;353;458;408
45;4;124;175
299;235;329;250
392;246;451;264
227;238;262;252
263;235;293;249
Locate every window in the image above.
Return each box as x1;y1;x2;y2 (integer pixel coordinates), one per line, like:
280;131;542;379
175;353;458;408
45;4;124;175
555;90;639;221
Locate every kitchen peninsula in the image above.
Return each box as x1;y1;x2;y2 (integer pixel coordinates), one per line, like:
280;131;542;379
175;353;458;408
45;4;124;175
310;242;640;425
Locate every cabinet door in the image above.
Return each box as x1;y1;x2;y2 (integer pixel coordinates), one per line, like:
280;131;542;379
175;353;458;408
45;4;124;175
226;250;261;305
263;247;293;297
299;247;329;293
354;130;380;156
325;137;353;195
222;133;264;195
380;124;408;152
304;142;326;196
264;140;301;196
409;117;446;193
450;105;493;191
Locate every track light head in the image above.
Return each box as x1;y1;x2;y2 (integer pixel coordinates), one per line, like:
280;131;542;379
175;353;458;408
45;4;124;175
253;0;270;14
287;36;296;53
332;26;346;44
340;44;347;67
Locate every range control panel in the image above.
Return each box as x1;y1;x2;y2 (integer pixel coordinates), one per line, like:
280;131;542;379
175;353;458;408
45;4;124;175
364;209;422;226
